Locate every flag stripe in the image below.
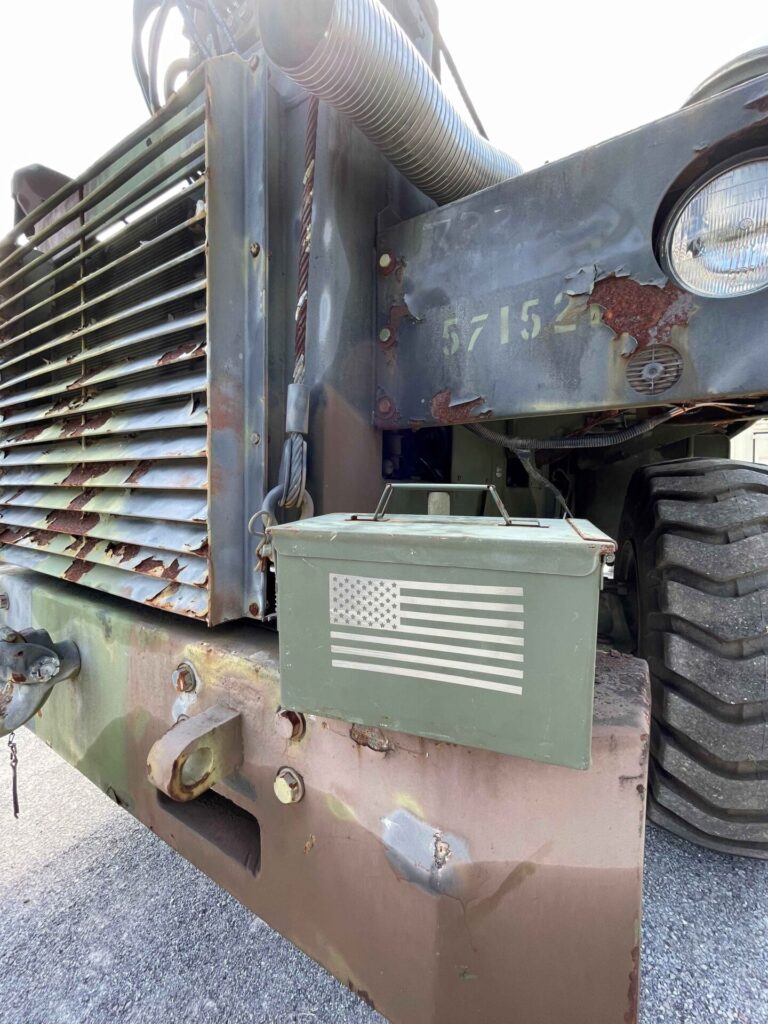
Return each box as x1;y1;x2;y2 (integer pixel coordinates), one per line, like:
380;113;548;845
397;580;524;596
330;645;524;678
339;623;525;646
330;631;524;662
399;596;524;613
403;611;524;629
331;659;523;695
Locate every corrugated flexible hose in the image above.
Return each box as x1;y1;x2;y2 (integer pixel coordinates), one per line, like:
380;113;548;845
258;0;521;204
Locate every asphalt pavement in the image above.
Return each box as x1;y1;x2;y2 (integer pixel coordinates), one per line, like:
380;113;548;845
1;729;766;1024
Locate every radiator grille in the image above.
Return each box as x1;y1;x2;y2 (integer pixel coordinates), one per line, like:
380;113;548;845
0;67;249;622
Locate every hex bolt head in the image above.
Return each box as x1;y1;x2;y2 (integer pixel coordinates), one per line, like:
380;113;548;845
378;252;394;271
275;709;306;741
379;327;392;344
274;767;305;804
249;241;261;258
172;663;197;693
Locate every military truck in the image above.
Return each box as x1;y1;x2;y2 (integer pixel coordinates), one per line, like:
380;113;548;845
2;2;767;1021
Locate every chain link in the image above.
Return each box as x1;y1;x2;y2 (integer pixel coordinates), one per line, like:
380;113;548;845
7;731;19;819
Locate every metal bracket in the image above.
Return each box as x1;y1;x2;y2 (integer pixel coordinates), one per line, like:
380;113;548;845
371;482;515;524
147;704;243;802
0;627;80;738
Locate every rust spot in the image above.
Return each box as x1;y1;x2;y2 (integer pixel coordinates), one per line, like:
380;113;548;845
60;463;111;487
146;581;182;609
59;411;111;439
66;367;98;391
746;94;768;113
63;559;94;583
68;536;98;560
350;723;394;753
125;461;152;485
134;556;182;580
11;672;26;684
135;556;164;576
106;542;140;564
303;834;316;855
590;277;695;354
625;945;640;1024
14;423;46;443
45;510;100;535
248;602;260;617
430;389;491;425
1;527;56;548
67;488;96;511
156;339;204;366
193;539;210;558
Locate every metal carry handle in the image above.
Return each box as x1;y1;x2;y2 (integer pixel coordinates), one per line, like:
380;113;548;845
372;482;514;525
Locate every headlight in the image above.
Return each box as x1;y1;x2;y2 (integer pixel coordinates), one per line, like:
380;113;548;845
660;154;768;298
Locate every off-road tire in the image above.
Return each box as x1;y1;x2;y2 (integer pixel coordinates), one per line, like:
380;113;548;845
619;457;768;858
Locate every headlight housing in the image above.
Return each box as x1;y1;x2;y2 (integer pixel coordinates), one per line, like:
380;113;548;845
660;153;768;298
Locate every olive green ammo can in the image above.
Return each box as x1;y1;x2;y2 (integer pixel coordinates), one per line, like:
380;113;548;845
272;500;614;769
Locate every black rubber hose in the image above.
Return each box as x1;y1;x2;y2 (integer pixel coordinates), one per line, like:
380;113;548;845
467;407;686;451
147;0;176;112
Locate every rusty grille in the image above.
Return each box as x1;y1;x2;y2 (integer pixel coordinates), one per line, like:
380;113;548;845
0;59;267;624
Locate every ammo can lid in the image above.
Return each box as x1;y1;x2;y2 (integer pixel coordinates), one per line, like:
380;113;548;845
270;514;615;578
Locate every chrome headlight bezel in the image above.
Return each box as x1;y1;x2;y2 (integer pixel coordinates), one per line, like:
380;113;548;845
658;149;768;299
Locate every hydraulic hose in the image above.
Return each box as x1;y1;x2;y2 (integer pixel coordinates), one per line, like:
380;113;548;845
258;0;522;204
467;407;687;451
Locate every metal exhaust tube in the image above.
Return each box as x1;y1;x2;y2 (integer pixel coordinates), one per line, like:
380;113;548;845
258;0;522;204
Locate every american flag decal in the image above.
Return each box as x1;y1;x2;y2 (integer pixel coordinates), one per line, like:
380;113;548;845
329;573;524;695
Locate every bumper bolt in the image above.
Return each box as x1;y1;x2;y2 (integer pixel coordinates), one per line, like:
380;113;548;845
274;767;305;804
172;662;197;693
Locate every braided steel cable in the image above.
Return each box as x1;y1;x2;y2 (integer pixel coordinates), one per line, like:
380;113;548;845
283;95;320;510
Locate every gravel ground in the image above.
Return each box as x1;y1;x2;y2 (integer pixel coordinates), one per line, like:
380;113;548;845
1;729;766;1024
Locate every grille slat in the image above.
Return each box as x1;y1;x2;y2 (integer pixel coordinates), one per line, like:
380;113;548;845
1;430;206;464
0;372;207;431
0;528;208;587
0;460;207;491
0;505;207;555
0;545;208;616
0;486;207;524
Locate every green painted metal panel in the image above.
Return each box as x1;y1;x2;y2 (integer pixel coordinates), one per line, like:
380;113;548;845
272;511;614;768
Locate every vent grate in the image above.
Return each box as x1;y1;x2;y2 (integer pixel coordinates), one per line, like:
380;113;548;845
0;76;211;619
626;345;683;395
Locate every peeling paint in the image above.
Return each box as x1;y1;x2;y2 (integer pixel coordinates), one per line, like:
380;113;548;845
63;559;94;583
156;339;205;366
45;509;100;534
430;389;491;424
60;463;112;487
590;276;695;354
